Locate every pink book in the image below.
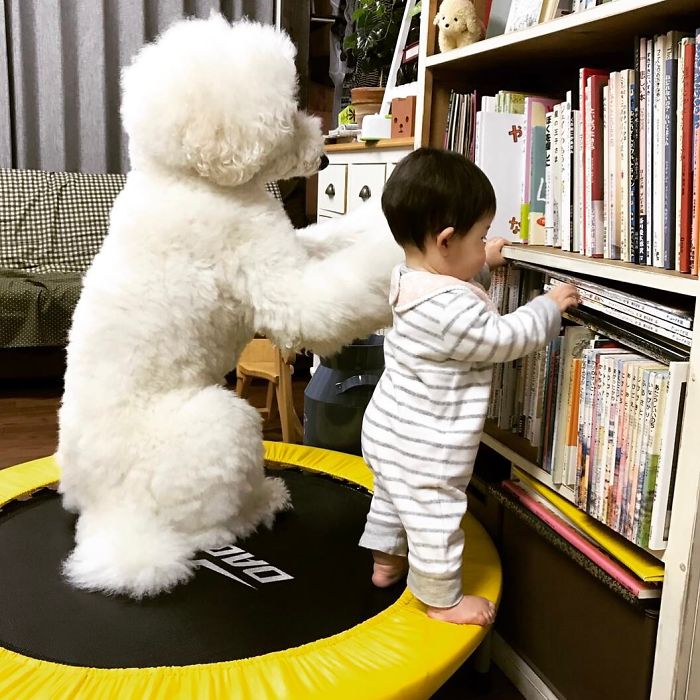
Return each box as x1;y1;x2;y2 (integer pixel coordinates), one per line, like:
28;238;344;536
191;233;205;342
502;480;660;598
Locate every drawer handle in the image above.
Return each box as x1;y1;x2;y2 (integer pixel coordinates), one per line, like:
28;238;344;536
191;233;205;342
359;185;371;201
325;183;335;197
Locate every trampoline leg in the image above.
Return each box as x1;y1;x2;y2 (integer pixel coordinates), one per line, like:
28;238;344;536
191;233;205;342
474;630;492;674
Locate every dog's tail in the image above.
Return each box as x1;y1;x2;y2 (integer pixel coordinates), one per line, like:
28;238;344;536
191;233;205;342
63;503;195;599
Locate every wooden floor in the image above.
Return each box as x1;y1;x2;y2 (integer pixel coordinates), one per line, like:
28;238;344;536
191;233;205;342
0;376;309;470
0;373;523;700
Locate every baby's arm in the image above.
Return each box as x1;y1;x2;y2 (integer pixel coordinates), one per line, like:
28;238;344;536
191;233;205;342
442;284;578;364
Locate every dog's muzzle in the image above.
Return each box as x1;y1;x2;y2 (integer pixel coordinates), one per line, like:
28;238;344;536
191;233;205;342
318;154;329;171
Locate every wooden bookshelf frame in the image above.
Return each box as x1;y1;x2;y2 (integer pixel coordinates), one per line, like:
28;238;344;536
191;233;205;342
413;2;700;698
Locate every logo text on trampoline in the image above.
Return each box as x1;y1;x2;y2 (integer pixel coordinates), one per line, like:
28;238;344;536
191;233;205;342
194;545;293;589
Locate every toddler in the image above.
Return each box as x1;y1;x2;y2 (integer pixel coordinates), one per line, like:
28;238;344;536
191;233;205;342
359;148;579;625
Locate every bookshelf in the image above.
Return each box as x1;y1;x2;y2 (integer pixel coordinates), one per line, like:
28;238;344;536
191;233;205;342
503;245;698;296
414;2;700;699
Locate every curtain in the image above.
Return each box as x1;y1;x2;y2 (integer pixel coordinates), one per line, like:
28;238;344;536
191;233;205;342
0;0;290;174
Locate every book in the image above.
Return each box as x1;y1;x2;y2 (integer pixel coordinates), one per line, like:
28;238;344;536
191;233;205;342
475;111;526;243
636;371;669;546
503;479;662;597
663;33;683;269
649;361;689;549
551;326;594;484
505;0;545;33
619;70;631;262
587;74;608;257
546;280;693;346
580;68;609;256
542;268;694;330
692;29;700;275
513;466;664;582
486;0;513;39
645;37;655;265
653;33;667;268
629;65;640;264
639;38;649;265
524;97;557;245
678;38;696;273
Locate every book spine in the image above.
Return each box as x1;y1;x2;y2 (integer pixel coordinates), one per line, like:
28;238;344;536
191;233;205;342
639;38;648;265
546;269;694;328
502;481;650;597
664;41;679;270
633;370;656;540
552;104;562;247
646;38;655;265
545;111;554;246
576;352;592;507
654;35;666;268
608;73;620;259
548;280;694;343
590;76;607;257
638;372;667;546
574;110;583;252
679;40;696;273
603;86;609;257
630;68;640;265
649;362;689;549
620;71;630;262
566;359;584;486
521;98;532;243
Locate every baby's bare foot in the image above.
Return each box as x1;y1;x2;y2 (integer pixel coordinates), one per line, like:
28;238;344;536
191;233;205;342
427;595;496;626
371;551;408;588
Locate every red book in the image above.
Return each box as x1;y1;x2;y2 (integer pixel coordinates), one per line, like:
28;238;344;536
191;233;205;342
679;41;696;274
579;68;610;257
588;74;609;258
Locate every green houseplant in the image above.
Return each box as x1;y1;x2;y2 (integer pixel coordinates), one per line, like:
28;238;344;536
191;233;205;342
343;1;421;124
343;0;409;88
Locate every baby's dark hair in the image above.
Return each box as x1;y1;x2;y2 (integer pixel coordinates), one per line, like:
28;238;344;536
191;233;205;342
381;147;496;251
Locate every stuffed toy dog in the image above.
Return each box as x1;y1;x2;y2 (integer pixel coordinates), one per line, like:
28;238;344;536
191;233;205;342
57;15;401;598
434;0;485;52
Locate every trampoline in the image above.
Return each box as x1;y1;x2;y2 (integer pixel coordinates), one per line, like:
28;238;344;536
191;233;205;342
0;442;501;700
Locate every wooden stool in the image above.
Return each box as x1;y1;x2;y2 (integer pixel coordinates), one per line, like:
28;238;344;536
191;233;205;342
235;339;303;444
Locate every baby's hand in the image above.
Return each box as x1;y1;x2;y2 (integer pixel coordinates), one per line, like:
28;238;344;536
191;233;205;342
546;283;580;312
485;237;508;268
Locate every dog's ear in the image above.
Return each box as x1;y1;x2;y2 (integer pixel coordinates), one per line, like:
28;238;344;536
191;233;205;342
182;120;276;186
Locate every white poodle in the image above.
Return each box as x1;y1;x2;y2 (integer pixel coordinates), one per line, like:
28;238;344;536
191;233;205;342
57;15;402;599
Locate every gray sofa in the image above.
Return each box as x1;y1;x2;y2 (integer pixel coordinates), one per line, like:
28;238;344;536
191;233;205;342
0;169;290;380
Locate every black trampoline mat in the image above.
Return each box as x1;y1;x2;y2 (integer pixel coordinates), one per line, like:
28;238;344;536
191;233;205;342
0;466;402;668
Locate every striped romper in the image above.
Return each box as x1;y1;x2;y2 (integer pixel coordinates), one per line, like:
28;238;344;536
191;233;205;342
359;263;560;607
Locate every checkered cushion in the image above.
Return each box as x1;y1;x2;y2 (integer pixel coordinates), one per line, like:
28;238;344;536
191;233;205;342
265;181;282;201
0;169;127;274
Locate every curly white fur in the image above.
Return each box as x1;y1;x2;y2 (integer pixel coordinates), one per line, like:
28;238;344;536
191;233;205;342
433;0;484;52
57;14;402;599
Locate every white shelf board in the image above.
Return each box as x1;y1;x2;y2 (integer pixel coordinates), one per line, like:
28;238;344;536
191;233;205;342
502;245;700;296
425;0;694;72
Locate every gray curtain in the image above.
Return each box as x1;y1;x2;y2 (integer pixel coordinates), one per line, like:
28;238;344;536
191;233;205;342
0;0;287;174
